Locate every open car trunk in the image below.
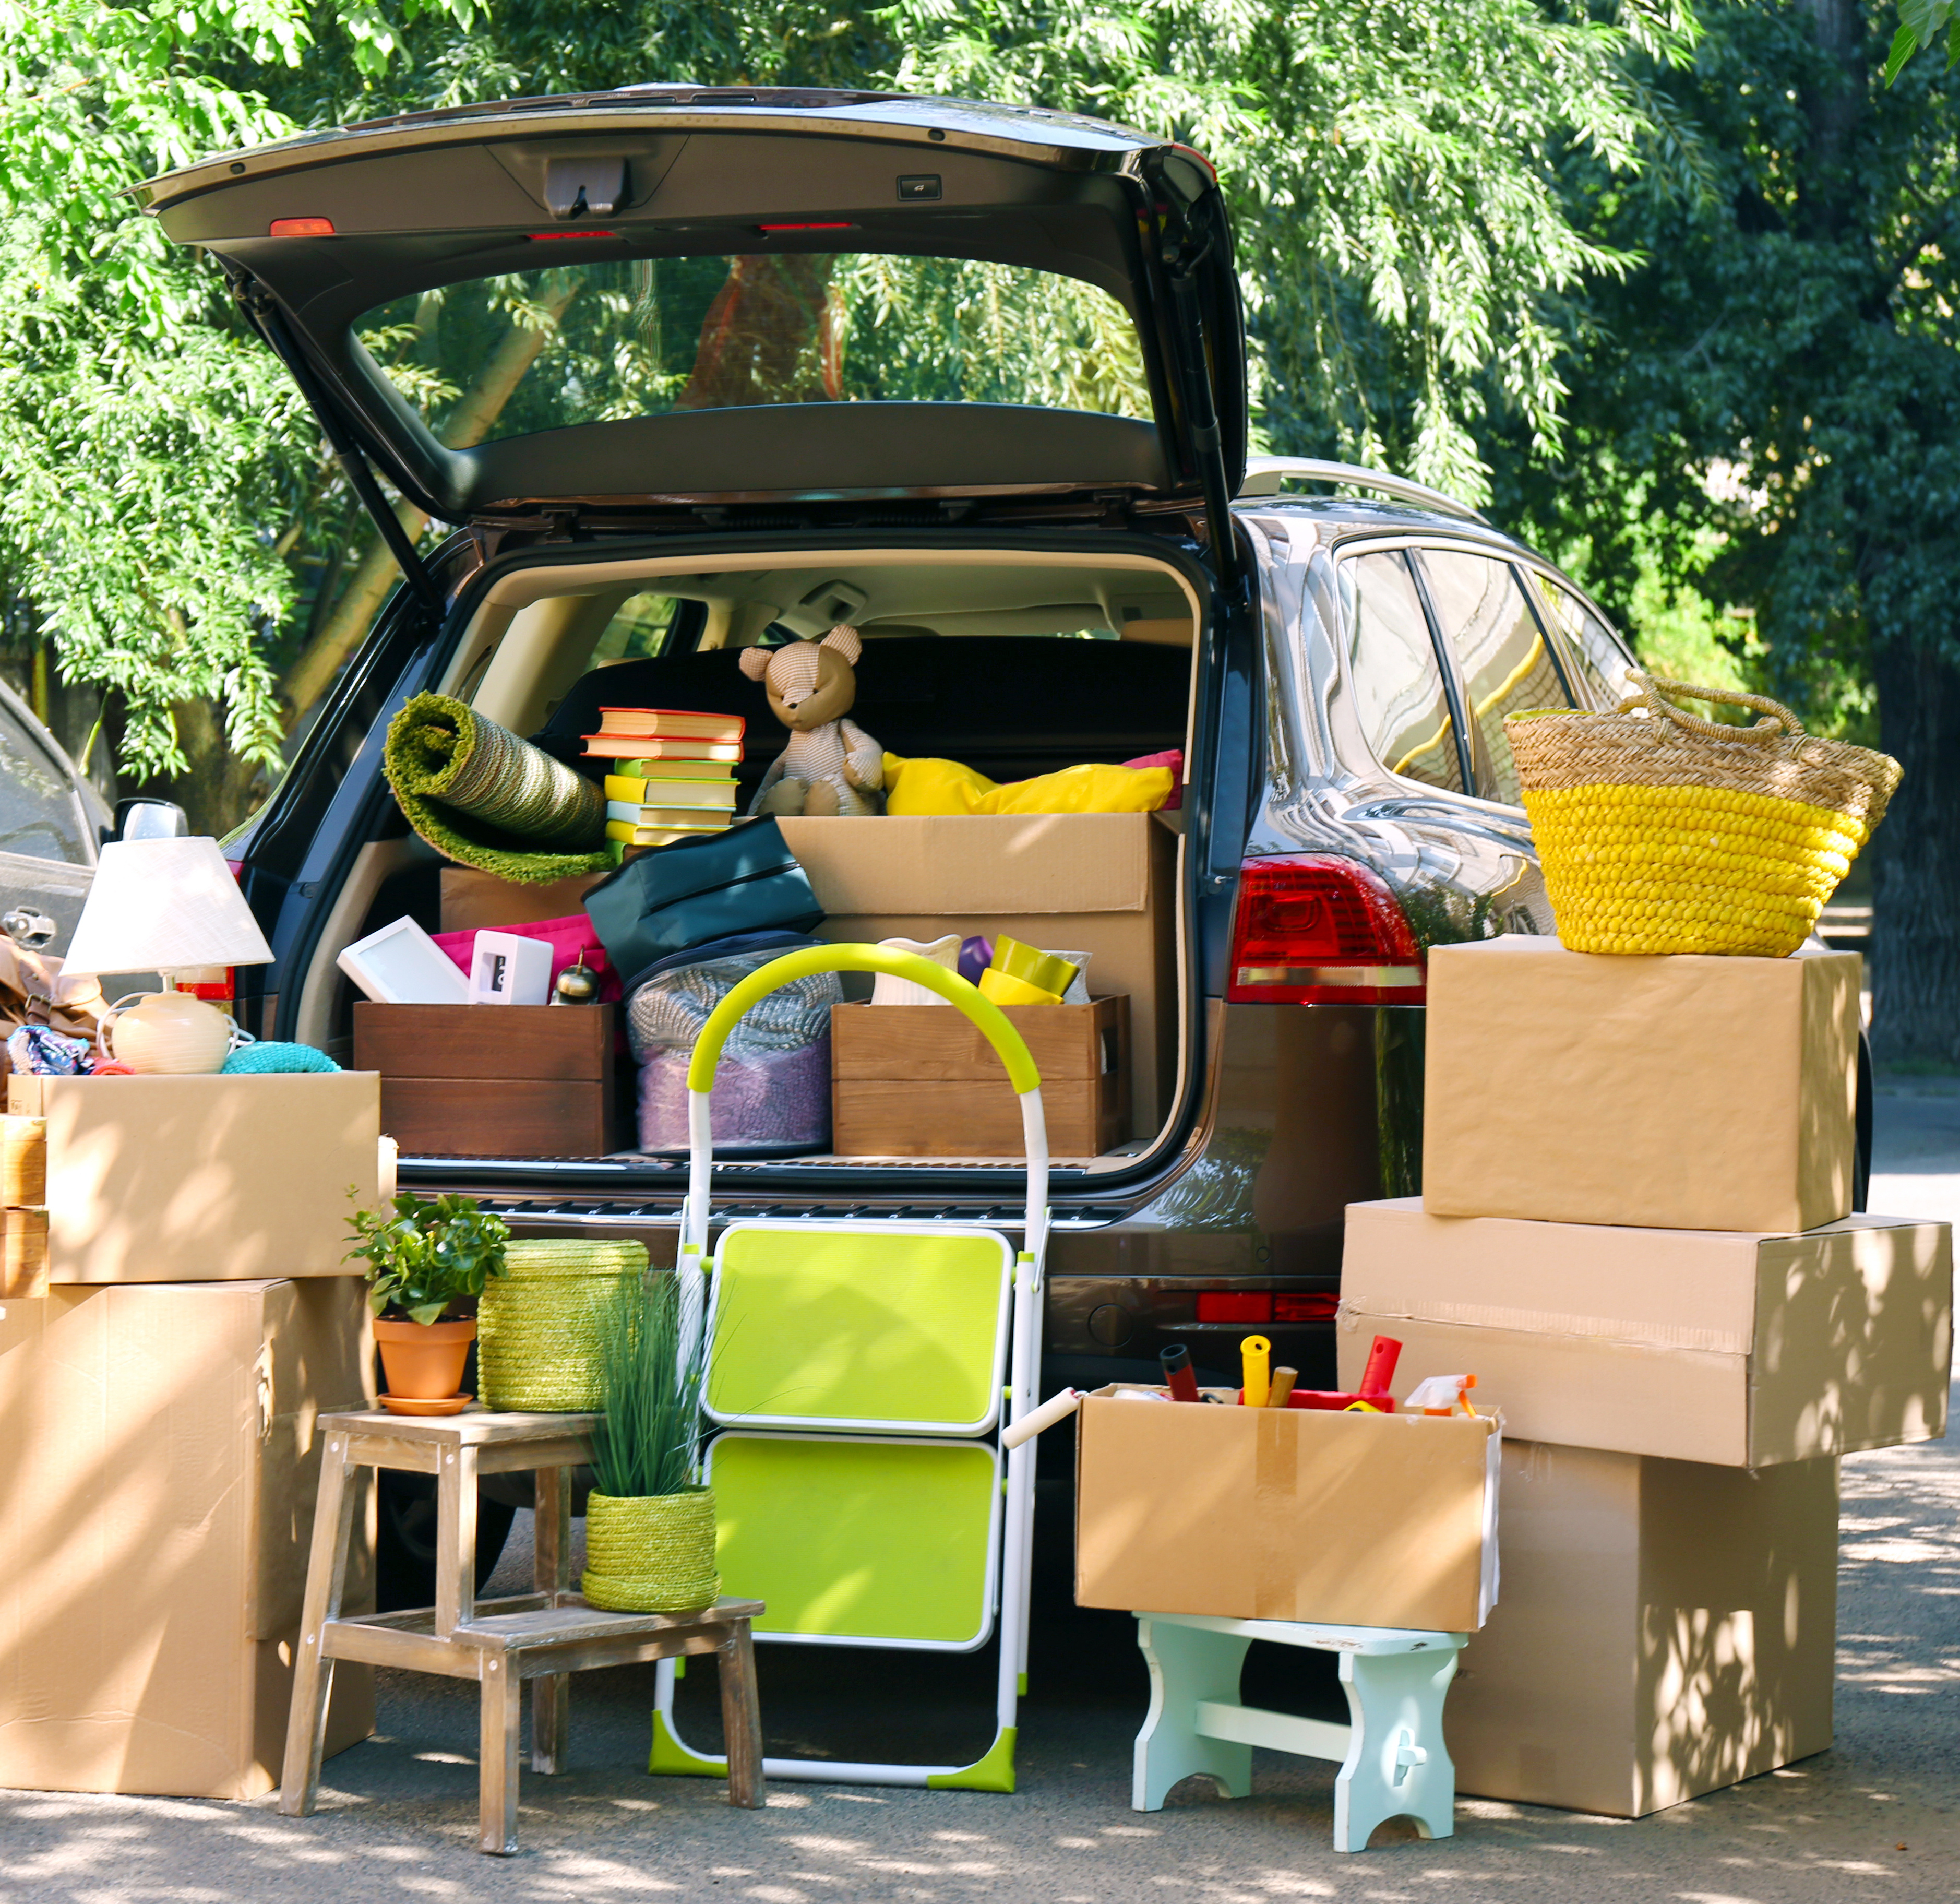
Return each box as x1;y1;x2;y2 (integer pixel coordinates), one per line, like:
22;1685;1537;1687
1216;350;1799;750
293;536;1209;1186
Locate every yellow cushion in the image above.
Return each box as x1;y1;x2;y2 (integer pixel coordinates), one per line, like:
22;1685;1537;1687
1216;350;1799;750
882;753;997;816
883;754;1173;817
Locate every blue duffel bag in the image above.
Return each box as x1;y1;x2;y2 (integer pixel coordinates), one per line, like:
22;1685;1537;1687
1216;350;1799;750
582;816;823;992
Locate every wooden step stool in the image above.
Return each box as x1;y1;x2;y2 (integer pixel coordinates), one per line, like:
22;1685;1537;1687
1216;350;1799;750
1132;1612;1466;1851
281;1409;765;1854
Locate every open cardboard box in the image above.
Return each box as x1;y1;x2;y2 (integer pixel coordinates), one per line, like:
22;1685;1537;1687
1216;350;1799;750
1074;1384;1500;1632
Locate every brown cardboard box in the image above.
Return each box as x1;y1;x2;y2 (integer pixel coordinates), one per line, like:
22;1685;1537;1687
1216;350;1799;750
439;866;607;931
1074;1384;1499;1630
830;995;1129;1157
5;1074;381;1282
1423;936;1860;1232
779;814;1180;1138
0;1278;375;1796
353;1002;620;1156
1338;1200;1952;1466
1448;1441;1837;1816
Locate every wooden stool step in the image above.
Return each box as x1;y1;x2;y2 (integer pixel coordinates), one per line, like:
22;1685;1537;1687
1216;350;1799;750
280;1410;766;1855
1131;1612;1465;1852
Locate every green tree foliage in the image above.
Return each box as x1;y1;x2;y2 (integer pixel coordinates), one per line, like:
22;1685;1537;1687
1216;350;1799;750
4;0;1687;813
1490;0;1960;1065
0;0;473;794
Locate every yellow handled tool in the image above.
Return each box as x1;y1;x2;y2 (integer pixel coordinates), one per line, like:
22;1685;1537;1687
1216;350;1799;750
1240;1335;1271;1408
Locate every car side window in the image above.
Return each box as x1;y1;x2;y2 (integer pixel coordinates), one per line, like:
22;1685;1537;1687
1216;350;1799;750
1339;549;1465;794
0;700;87;865
1527;573;1635;709
1419;549;1573;805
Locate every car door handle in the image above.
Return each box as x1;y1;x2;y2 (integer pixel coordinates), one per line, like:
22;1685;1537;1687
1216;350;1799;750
2;908;57;950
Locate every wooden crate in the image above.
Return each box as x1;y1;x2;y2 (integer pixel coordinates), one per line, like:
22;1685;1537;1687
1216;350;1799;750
830;996;1129;1158
352;1003;619;1157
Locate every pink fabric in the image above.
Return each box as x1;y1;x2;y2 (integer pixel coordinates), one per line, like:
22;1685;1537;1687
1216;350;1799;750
1123;749;1184;809
431;915;623;1003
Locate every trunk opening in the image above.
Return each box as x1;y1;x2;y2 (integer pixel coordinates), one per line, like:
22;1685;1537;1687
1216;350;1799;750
290;536;1210;1192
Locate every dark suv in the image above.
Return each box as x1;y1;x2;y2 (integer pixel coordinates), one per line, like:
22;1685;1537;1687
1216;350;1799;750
140;85;1639;1420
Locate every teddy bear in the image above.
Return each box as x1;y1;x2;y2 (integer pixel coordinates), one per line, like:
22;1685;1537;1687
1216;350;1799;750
740;625;886;817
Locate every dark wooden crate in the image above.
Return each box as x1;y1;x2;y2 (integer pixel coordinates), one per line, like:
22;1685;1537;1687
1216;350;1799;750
830;995;1128;1158
353;1004;619;1157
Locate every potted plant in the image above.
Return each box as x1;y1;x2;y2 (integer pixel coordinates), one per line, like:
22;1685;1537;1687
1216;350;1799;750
582;1271;718;1613
344;1189;510;1411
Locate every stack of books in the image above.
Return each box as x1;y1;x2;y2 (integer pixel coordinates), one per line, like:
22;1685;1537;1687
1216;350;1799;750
582;708;745;855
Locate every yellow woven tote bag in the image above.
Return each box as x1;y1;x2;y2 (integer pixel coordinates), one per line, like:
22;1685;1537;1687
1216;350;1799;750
1505;673;1901;957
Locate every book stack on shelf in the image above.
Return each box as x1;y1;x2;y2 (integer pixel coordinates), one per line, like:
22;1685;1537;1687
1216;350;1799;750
582;708;746;860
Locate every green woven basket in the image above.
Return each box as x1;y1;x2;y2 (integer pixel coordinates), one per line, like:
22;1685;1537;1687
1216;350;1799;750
479;1239;648;1411
583;1486;720;1614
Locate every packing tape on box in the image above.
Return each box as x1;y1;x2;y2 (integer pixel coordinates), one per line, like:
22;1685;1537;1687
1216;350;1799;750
1334;1294;1753;1358
1251;1408;1294;1621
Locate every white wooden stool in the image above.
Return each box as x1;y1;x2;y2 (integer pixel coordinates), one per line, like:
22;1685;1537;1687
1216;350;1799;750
281;1409;765;1854
1132;1612;1465;1851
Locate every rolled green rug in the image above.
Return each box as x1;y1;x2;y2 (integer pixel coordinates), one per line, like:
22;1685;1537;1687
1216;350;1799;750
384;692;612;884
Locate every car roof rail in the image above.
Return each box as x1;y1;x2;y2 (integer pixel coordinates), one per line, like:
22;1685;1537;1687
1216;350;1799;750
1237;456;1488;525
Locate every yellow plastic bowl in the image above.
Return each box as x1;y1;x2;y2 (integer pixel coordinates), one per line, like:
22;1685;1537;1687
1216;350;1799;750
989;935;1079;997
978;967;1063;1008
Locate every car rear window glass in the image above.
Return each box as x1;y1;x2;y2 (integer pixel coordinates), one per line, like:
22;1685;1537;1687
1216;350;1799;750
355;255;1151;444
1340;550;1465;794
1420;549;1572;804
1526;574;1634;709
0;702;86;865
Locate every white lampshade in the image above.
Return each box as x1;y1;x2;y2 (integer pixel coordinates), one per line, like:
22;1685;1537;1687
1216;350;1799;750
63;837;274;977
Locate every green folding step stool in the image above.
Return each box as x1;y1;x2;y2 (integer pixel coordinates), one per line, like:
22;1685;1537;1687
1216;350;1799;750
651;944;1049;1791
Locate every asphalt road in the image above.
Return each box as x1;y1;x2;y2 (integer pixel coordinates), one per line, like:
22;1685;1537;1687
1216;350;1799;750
0;1081;1952;1902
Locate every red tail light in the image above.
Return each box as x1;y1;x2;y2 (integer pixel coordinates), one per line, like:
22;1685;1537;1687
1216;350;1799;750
1196;1292;1271;1324
269;217;334;236
1227;856;1425;1005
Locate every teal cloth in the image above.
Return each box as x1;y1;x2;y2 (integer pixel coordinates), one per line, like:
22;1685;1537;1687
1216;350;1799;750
221;1041;340;1074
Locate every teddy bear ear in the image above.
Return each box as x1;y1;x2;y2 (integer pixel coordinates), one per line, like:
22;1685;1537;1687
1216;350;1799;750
821;624;863;664
738;647;772;681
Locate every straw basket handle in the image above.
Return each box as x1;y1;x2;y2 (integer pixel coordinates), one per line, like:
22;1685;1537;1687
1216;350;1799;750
1618;670;1806;746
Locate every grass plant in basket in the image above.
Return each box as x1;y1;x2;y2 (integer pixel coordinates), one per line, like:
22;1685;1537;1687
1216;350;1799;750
344;1189;509;1413
584;1271;718;1614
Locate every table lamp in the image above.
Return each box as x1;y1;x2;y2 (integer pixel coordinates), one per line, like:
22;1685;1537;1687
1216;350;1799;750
62;837;274;1074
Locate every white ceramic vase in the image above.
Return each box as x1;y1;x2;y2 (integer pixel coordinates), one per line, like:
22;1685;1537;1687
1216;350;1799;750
871;935;963;1007
103;989;233;1074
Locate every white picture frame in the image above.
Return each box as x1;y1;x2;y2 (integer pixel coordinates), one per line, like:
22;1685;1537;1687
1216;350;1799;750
336;916;470;1006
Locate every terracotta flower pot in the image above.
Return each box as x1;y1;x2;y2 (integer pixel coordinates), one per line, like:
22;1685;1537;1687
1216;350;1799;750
582;1486;720;1613
374;1317;476;1400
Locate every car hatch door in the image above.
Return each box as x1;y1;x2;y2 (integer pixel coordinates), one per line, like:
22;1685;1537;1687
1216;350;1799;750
137;89;1247;573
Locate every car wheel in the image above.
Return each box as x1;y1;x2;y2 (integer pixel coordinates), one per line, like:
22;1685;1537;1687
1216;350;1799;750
374;1467;519;1612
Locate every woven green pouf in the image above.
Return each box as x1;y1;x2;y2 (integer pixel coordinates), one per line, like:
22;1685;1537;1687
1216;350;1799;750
478;1239;648;1411
583;1486;720;1613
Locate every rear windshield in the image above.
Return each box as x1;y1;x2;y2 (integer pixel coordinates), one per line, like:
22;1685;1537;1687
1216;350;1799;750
356;254;1151;443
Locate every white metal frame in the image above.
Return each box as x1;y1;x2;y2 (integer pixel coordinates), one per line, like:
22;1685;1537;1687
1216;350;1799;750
654;947;1050;1791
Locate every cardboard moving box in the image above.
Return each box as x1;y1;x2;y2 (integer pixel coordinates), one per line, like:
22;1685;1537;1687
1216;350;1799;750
780;814;1179;1140
1074;1384;1499;1631
5;1073;380;1282
1423;936;1860;1233
1338;1200;1952;1466
0;1278;375;1797
1448;1441;1837;1817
